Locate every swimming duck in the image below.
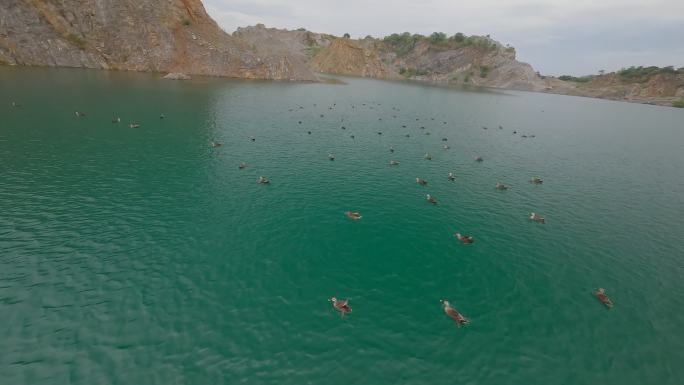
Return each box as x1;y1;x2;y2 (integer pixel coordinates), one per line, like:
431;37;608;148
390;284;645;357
345;211;362;220
129;123;140;128
329;297;352;318
443;144;450;150
341;126;346;130
112;116;121;123
442;138;448;142
424;153;432;160
250;137;256;142
258;176;270;184
11;101;21;108
390;146;394;153
328;153;335;161
454;233;474;244
159;113;165;119
350;135;355;139
390;160;400;166
426;194;438;204
475;156;483;162
448;172;456;181
74;111;85;117
307;131;312;135
405;134;410;138
595;288;613;309
298;121;302;124
238;162;247;169
531;177;543;184
495;182;509;190
530;212;546;224
210;141;221;148
482;126;487;130
499;125;503;129
416;178;427;186
440;300;469;327
377;132;382;135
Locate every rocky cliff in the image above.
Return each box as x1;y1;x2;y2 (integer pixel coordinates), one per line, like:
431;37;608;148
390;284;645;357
310;38;388;78
0;0;316;80
237;28;569;92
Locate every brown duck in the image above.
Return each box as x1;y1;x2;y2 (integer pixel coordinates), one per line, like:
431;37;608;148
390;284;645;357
329;297;352;318
440;300;469;327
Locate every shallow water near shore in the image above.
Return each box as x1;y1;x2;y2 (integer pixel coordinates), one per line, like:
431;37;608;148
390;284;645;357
1;66;684;385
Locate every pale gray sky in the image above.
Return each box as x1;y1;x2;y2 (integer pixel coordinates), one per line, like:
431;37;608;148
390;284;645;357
204;0;684;76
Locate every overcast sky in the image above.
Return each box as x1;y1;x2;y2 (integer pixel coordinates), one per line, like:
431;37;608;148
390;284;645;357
204;0;684;76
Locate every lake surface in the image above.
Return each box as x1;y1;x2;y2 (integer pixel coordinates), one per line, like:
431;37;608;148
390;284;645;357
1;66;683;385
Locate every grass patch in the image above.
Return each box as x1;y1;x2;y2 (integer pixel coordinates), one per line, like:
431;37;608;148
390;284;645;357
306;46;323;57
65;34;86;50
181;18;191;26
479;65;490;78
558;75;592;83
399;67;430;77
673;99;684;108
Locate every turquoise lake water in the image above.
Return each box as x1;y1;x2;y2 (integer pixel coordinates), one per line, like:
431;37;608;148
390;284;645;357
1;67;683;384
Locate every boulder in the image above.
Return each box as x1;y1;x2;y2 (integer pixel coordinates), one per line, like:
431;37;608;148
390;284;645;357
163;72;191;80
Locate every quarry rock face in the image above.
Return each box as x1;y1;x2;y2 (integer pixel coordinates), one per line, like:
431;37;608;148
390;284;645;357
0;0;317;80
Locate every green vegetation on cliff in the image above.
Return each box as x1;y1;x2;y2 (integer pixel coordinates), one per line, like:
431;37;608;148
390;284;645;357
383;32;424;56
673;99;684;108
306;46;323;58
399;67;430;77
558;75;592;82
65;34;86;50
383;32;500;57
617;66;682;80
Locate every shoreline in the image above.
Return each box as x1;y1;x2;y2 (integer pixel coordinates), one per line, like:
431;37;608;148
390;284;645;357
2;63;680;108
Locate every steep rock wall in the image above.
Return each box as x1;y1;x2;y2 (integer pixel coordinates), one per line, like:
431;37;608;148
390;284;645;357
0;0;317;80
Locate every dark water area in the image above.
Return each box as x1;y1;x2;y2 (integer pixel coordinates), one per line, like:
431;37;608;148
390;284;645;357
1;67;683;384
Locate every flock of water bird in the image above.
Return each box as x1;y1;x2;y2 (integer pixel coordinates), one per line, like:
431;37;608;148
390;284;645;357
224;99;615;324
10;98;615;327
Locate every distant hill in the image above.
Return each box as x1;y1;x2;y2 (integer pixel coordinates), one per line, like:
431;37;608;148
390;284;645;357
551;67;684;106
